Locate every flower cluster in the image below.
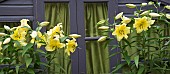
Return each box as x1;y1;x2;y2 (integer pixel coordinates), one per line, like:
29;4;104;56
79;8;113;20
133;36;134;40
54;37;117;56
97;1;170;73
97;1;170;41
1;19;80;56
0;19;81;73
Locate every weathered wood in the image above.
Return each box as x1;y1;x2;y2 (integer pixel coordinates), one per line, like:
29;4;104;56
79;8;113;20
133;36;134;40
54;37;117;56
0;0;33;5
118;5;159;14
161;0;170;4
76;0;86;74
69;0;79;74
0;16;33;22
83;0;108;2
44;0;69;2
0;5;33;16
118;0;148;3
108;0;120;72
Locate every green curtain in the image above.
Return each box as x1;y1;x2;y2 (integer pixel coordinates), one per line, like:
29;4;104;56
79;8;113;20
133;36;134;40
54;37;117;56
85;3;110;74
45;3;71;74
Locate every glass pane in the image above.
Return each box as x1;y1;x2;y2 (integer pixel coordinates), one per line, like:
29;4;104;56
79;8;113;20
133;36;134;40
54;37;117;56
45;3;71;74
85;3;108;37
84;3;110;74
45;3;70;35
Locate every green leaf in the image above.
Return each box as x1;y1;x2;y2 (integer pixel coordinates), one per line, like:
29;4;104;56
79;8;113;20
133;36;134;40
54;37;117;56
123;51;131;65
0;70;4;74
111;63;126;73
137;66;145;74
22;43;33;56
60;36;68;42
13;41;20;47
27;69;35;74
37;62;50;67
25;58;32;68
109;51;120;57
54;63;66;73
110;45;118;50
2;45;9;50
36;49;46;54
104;39;114;49
134;55;139;68
123;39;131;48
15;65;20;74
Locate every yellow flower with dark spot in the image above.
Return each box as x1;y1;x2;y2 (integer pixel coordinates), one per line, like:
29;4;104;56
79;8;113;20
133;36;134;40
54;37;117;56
45;35;65;51
10;27;28;41
65;38;77;56
112;23;130;41
133;16;154;33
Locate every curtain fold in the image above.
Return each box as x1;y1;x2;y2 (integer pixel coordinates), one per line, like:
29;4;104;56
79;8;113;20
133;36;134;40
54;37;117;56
84;3;110;74
45;3;71;74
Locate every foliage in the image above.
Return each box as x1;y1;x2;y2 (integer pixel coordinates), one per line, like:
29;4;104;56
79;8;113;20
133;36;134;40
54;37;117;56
97;1;170;74
0;19;80;73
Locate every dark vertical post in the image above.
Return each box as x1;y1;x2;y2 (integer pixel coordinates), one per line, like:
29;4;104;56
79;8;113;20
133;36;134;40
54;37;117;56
108;0;121;72
76;0;86;74
70;0;79;74
33;0;45;30
33;0;46;72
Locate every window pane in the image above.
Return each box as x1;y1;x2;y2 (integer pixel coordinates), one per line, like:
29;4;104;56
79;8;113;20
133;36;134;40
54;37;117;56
45;3;70;35
85;3;108;37
84;3;110;74
45;3;71;74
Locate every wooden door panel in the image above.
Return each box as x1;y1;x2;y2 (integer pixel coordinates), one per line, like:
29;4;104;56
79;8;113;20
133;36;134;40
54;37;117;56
0;0;33;5
0;6;33;16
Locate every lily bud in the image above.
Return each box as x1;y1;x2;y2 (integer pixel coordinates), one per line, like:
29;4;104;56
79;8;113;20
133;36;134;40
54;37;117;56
141;3;147;6
148;1;154;5
98;36;107;42
126;4;136;8
20;41;27;46
140;11;150;16
0;41;2;50
149;13;161;17
115;12;123;20
69;34;81;38
4;25;11;31
20;19;31;28
30;31;37;38
39;21;49;27
3;38;11;44
166;14;170;19
0;33;7;36
98;26;109;30
121;16;131;24
165;5;170;10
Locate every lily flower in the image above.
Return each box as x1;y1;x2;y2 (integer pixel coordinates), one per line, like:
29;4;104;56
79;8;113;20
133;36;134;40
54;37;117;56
65;38;78;56
133;16;155;33
112;23;130;41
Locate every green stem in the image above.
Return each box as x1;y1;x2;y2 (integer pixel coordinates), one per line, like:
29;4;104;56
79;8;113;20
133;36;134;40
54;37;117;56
46;50;57;73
